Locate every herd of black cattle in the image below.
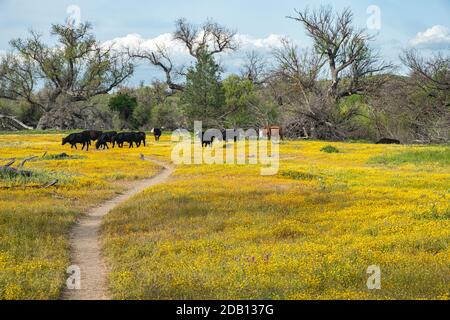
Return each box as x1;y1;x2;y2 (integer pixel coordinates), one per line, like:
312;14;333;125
62;128;402;151
62;129;162;151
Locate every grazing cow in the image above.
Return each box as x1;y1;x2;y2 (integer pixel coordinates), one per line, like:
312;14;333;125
197;131;215;148
62;132;91;151
96;132;118;150
261;126;284;141
113;133;134;148
376;138;401;145
135;132;146;147
153;128;162;142
112;132;145;148
82;130;103;145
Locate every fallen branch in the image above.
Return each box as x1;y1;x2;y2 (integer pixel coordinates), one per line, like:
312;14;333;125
0;179;58;190
4;159;16;168
0;114;34;130
35;179;58;189
19;156;38;168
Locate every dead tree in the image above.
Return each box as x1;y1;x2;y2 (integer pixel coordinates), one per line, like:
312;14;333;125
399;49;450;142
274;6;393;140
288;6;392;100
129;18;238;92
240;51;268;85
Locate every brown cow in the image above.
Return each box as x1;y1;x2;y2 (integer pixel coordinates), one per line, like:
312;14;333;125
261;126;284;141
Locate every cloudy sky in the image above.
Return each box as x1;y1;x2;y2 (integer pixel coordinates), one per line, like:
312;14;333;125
1;0;449;86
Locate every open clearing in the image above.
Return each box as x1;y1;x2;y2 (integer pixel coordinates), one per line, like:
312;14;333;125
0;134;449;300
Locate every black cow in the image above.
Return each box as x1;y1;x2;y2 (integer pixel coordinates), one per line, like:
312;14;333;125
62;132;91;151
96;132;118;150
197;131;216;148
82;130;103;146
112;132;145;148
376;138;401;145
135;132;146;147
153;128;162;142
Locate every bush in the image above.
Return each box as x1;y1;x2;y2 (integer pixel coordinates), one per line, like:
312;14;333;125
321;145;340;153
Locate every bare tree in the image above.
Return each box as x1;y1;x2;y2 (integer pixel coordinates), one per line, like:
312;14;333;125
129;18;238;92
240;51;267;85
128;44;184;91
398;49;450;142
401;49;450;92
288;6;392;100
268;6;393;140
174;18;238;58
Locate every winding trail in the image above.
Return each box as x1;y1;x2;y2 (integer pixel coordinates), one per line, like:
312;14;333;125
61;159;173;300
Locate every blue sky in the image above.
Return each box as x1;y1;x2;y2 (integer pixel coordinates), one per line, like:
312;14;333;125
1;0;449;85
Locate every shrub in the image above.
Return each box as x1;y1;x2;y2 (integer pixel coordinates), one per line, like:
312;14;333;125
321;145;340;153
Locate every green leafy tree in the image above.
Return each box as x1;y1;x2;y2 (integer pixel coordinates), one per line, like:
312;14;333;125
108;93;138;128
223;75;258;127
0;22;134;128
182;51;225;127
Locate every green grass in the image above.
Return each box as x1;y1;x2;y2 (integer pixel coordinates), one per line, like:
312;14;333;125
370;148;450;166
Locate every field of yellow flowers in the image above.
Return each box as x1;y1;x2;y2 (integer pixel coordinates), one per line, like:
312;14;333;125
0;133;161;299
102;140;449;300
0;133;449;300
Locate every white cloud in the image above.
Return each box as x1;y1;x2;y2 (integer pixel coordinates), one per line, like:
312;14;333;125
235;34;286;50
103;33;187;54
410;25;450;48
102;32;289;79
103;32;287;57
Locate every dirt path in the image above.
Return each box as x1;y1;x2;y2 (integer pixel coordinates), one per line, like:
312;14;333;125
61;159;173;300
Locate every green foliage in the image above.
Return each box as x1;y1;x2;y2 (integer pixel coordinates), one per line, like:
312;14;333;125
222;75;258;127
108;93;138;127
182;51;225;127
152;96;186;130
370;148;450;166
321;145;340;153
